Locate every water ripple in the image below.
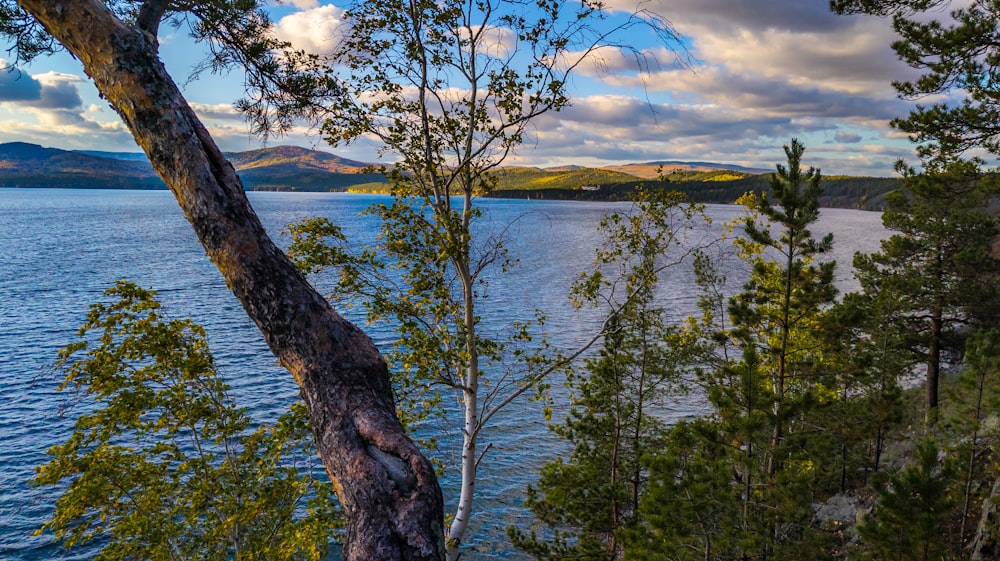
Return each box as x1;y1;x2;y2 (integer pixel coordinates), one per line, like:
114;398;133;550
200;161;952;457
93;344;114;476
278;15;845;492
0;189;887;559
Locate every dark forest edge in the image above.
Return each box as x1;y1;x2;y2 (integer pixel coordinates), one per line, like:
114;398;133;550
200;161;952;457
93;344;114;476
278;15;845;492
486;174;901;210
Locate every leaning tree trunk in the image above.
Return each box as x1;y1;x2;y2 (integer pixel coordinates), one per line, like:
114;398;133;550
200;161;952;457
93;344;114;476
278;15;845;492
16;1;444;559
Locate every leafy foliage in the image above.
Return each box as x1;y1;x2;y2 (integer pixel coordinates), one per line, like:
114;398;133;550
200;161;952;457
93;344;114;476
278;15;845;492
32;281;340;561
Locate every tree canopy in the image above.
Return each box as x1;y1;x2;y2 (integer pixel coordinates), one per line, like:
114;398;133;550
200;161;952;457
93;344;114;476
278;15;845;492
34;281;340;561
831;0;1000;163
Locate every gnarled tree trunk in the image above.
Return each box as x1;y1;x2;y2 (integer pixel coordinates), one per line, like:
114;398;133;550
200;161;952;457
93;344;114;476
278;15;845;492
16;1;444;559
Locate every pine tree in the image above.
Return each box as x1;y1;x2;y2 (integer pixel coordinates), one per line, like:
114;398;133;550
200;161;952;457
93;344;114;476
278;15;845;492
726;138;837;475
510;190;701;561
510;303;675;561
946;328;1000;554
832;0;1000;164
818;292;908;488
858;440;955;561
853;160;1000;426
625;419;745;561
629;140;839;561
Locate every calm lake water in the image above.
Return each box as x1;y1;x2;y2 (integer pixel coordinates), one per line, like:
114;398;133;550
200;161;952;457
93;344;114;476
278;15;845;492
0;189;888;560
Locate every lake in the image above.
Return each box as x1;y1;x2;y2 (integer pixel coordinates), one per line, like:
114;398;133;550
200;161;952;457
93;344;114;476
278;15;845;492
0;189;888;560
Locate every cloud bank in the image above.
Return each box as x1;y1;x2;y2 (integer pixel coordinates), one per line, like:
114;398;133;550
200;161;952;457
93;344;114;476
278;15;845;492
0;2;927;175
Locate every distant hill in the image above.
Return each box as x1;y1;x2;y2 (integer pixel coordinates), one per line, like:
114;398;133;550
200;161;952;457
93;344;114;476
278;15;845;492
0;143;387;191
0;142;165;189
226;146;387;191
605;160;773;179
0;142;898;209
494;166;642;190
226;145;372;173
489;174;901;211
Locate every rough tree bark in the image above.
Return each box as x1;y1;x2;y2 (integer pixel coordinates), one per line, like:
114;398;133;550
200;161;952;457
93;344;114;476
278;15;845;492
15;1;444;559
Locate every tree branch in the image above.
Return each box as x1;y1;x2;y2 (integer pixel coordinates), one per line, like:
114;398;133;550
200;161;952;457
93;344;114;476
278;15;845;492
136;0;167;40
15;1;444;559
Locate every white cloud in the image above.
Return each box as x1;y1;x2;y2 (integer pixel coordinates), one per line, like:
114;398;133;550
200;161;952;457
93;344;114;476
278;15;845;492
0;109;134;150
273;4;346;55
0;65;87;110
689;19;912;98
191;102;244;121
28;72;84;109
0;66;136;149
516;0;920;174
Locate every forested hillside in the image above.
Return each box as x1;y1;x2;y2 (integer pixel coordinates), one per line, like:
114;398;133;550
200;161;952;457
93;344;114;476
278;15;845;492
490;174;902;210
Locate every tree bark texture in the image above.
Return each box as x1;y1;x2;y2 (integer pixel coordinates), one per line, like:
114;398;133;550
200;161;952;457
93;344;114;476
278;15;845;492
925;311;942;427
971;475;1000;560
16;2;444;559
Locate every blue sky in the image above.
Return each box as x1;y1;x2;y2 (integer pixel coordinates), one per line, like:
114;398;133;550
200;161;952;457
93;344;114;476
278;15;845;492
0;1;929;176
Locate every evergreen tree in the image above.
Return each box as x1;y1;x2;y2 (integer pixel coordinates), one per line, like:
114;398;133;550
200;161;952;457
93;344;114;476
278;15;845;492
858;440;955;561
945;328;1000;555
510;190;701;561
726;138;837;476
819;292;908;488
832;0;1000;164
510;303;675;561
853;160;1000;425
625;419;745;561
629;140;838;561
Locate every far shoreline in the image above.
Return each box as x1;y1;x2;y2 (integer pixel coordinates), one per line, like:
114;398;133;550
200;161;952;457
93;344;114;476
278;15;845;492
0;184;888;212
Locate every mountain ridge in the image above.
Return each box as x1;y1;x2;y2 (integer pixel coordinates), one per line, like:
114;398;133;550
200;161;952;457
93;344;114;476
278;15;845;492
0;142;384;191
605;160;773;178
0;143;897;209
0;142;775;188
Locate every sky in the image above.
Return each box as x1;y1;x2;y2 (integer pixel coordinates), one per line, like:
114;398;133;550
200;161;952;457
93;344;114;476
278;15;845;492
0;0;939;176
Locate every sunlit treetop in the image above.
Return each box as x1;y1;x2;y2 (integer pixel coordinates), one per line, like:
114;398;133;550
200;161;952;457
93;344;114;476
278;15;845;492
832;0;1000;163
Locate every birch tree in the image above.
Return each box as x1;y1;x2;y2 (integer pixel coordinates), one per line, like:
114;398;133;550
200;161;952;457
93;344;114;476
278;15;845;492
287;2;683;558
